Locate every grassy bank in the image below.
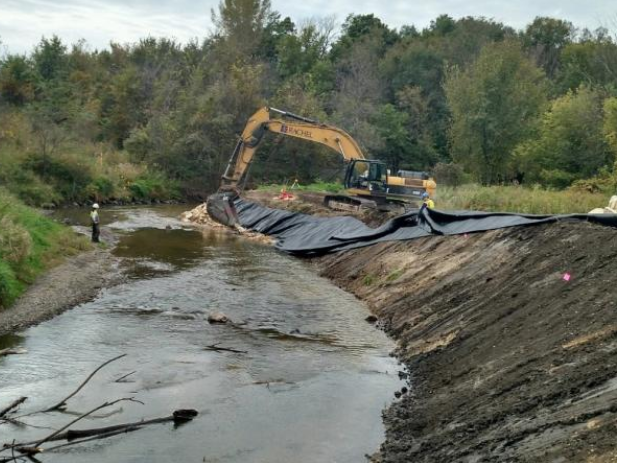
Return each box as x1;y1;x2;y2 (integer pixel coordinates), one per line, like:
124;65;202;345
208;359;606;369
435;184;609;214
0;189;90;309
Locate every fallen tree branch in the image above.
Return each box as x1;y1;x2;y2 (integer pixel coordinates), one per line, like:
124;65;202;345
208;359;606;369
0;398;27;419
59;407;124;419
204;343;247;354
1;408;197;461
43;427;140;452
46;409;197;442
114;371;136;383
0;348;27;357
34;397;142;448
44;354;127;412
0;398;140;456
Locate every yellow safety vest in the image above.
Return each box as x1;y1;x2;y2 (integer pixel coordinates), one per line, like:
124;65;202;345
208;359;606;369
424;199;435;209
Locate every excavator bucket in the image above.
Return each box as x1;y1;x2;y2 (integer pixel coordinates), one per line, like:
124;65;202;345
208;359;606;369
206;192;240;227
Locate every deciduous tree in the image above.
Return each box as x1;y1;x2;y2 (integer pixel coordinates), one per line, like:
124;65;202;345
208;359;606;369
445;40;547;183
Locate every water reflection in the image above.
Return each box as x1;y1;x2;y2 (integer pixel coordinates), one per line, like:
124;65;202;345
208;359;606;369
0;333;24;351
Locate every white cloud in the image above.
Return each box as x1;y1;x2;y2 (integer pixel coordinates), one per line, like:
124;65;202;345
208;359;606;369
0;0;615;54
0;0;210;54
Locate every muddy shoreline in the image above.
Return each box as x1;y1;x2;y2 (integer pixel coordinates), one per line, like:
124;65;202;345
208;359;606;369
0;235;122;337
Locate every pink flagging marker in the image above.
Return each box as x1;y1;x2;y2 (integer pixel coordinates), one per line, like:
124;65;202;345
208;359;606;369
563;273;571;282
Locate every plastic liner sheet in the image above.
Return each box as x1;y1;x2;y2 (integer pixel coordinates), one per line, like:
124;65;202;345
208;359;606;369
235;199;617;256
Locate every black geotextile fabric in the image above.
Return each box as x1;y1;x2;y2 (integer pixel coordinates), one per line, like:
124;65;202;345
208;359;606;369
234;199;617;256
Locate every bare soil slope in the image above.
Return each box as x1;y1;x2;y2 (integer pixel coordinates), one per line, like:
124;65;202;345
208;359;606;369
319;221;617;462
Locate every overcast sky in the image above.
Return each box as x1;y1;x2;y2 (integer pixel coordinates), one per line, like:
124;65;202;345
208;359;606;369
1;0;615;54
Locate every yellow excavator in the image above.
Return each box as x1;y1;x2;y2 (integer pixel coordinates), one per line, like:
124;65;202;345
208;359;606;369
207;107;436;226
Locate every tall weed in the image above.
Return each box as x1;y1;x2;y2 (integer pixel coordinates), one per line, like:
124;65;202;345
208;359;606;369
436;185;609;214
0;188;90;309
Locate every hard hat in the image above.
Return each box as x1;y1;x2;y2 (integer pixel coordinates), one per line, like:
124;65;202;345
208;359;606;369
421;192;429;199
92;203;100;209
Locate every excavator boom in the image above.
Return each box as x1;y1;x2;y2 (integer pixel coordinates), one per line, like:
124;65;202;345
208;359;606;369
220;107;366;189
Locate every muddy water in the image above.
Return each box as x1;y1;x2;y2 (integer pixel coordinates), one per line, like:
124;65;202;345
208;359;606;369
0;206;400;463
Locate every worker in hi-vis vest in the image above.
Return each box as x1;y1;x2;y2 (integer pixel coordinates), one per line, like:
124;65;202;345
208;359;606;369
421;192;435;210
90;203;100;243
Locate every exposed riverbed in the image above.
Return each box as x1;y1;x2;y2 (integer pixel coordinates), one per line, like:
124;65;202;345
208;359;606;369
0;206;400;462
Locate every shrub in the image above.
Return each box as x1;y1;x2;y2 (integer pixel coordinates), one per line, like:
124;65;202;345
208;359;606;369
539;169;577;189
0;216;32;263
431;163;469;186
24;152;94;201
86;176;116;201
0;260;20;308
9;171;62;206
129;171;180;200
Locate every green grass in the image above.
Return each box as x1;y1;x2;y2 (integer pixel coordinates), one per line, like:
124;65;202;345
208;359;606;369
257;180;345;194
435;184;610;214
386;269;404;283
0;188;91;309
257;181;608;214
362;273;377;286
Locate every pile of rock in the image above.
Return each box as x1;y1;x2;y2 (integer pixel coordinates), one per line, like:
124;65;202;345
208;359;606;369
589;195;617;214
180;203;228;229
181;202;275;245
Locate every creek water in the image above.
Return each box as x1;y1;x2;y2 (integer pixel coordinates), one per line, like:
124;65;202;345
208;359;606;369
0;205;400;463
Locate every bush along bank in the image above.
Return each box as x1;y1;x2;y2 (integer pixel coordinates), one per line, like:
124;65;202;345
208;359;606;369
319;220;617;462
0;188;90;309
0;112;182;208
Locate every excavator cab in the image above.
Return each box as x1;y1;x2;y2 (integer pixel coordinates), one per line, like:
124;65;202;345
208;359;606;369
344;160;388;195
323;160;391;212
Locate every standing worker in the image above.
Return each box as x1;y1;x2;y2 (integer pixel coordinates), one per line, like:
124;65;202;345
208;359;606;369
421;192;435;210
90;203;100;243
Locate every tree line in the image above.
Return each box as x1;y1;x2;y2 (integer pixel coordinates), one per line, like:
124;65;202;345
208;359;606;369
1;0;617;205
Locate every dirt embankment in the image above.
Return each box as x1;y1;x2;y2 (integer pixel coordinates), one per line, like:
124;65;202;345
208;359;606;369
319;221;617;462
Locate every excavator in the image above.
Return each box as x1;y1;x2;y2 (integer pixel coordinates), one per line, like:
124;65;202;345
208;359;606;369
207;107;437;227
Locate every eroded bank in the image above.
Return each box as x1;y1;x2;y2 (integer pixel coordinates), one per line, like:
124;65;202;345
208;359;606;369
318;220;617;462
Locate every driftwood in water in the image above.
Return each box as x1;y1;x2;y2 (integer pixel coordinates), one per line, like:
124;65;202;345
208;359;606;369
0;348;27;357
114;371;136;383
44;354;127;412
0;353;199;463
35;397;142;448
50;409;198;441
204;343;247;354
0;408;198;461
0;398;27;419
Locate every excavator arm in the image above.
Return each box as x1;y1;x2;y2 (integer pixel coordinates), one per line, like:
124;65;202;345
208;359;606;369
220;107;366;190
